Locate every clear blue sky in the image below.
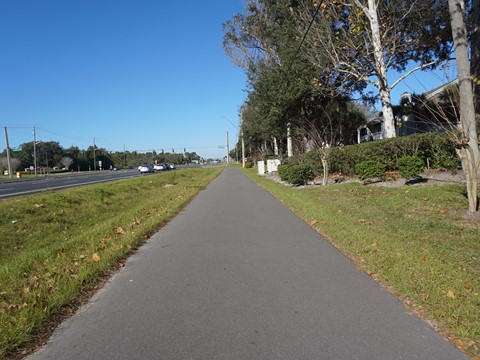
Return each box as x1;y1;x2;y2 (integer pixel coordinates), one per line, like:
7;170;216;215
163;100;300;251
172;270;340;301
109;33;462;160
0;0;247;159
0;1;455;159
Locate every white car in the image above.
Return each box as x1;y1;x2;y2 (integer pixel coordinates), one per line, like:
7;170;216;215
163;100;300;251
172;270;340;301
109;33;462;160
138;164;154;173
154;164;166;171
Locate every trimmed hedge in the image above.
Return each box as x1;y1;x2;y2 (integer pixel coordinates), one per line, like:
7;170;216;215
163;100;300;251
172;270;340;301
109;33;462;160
329;132;458;176
397;156;424;179
284;132;459;178
278;164;315;185
355;161;386;181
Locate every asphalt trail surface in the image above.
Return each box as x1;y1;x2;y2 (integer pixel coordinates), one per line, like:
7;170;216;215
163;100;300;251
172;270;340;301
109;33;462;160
28;168;468;360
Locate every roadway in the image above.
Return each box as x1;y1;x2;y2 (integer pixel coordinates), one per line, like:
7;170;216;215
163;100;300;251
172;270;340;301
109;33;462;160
0;169;151;199
27;168;467;360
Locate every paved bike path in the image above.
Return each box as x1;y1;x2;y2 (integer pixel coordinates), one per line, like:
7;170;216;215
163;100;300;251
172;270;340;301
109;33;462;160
28;168;467;359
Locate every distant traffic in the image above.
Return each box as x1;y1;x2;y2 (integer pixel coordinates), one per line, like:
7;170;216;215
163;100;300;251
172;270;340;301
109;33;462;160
138;163;176;173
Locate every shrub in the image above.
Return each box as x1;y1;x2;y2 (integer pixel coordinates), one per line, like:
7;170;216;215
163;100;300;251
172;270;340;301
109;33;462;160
329;132;459;175
282;152;323;175
355;161;386;181
244;161;254;168
397;156;424;179
278;164;315;185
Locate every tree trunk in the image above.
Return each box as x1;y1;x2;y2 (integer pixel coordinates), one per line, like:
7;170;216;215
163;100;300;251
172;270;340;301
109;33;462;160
321;157;329;186
471;0;480;124
379;88;396;138
287;123;293;157
367;0;396;138
449;0;480;213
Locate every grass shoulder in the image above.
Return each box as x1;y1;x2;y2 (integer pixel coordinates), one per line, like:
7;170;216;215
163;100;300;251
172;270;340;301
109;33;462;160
243;168;480;358
0;167;222;359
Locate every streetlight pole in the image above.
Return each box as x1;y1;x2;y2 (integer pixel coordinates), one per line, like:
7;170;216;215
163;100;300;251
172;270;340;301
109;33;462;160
239;110;245;168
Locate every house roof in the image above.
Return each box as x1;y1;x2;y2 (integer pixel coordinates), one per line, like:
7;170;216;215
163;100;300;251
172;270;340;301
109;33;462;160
423;79;458;100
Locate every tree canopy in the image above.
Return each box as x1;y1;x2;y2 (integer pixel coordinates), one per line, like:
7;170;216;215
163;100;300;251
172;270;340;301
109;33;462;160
0;141;201;173
223;0;473;157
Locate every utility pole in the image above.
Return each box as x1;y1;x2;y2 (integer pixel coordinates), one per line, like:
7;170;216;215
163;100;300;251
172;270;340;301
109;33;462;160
242;131;245;168
226;130;229;164
240;110;245;168
235;138;238;163
3;126;12;179
124;144;127;167
33;126;37;176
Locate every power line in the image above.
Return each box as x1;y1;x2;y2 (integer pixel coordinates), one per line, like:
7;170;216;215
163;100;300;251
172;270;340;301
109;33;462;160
36;126;89;143
287;0;323;73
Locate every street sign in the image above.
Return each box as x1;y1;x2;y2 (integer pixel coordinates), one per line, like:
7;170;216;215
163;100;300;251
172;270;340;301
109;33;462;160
11;147;21;152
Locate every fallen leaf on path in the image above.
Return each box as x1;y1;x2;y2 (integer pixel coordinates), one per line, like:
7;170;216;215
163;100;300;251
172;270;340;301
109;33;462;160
446;290;455;299
310;220;317;226
115;226;125;234
92;253;100;262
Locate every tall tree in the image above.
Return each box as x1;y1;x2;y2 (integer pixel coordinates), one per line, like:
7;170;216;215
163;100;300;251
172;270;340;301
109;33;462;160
296;0;452;138
224;0;364;157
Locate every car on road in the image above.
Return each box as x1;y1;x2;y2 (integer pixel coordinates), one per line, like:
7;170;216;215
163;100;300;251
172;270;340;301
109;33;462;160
154;164;166;171
138;164;154;173
168;164;176;170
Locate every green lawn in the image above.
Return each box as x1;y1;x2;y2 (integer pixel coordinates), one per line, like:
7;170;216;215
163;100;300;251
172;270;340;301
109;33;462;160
0;168;222;359
244;168;480;358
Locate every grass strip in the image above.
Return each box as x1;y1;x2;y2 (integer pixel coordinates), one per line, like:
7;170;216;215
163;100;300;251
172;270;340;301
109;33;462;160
244;169;480;358
0;167;222;358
